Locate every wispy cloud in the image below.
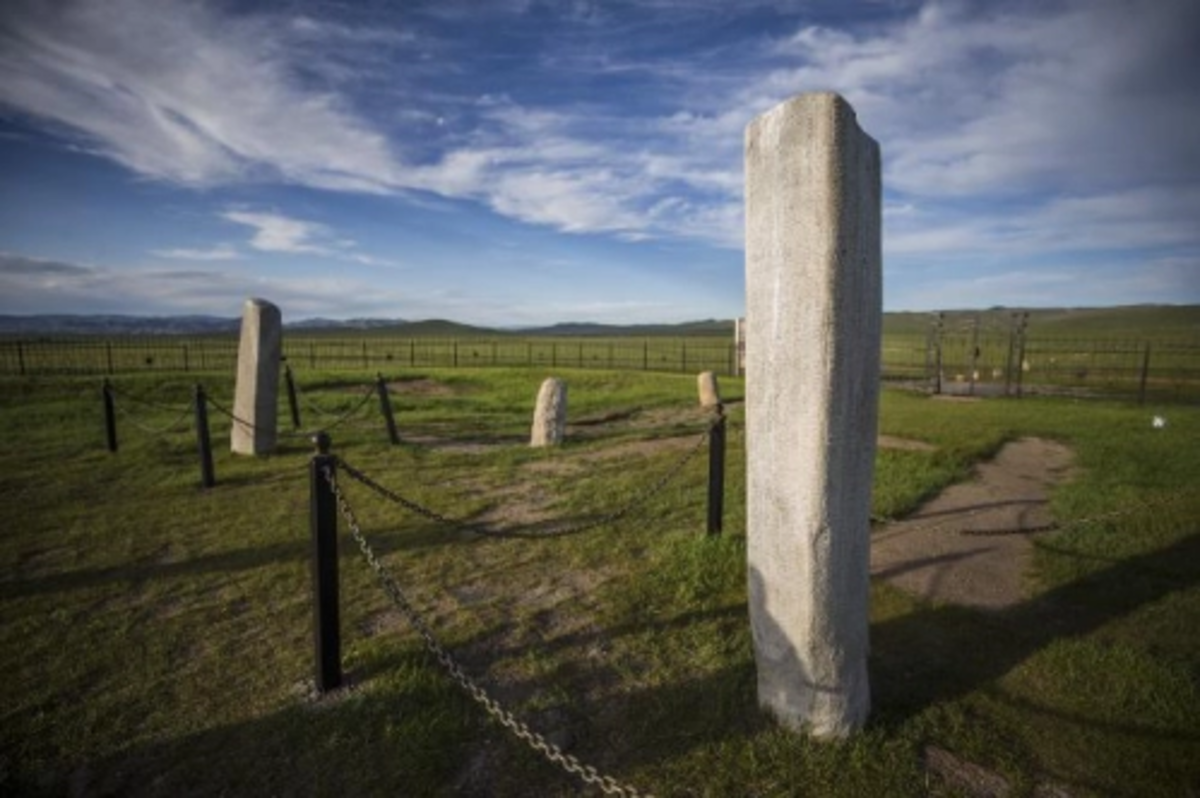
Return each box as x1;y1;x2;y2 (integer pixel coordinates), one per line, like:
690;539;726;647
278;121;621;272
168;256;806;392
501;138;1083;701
220;209;401;268
0;0;401;190
0;251;408;318
2;0;1198;280
152;245;241;261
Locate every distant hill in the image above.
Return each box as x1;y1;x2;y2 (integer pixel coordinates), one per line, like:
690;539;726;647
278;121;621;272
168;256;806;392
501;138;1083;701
1;306;1194;339
0;314;241;336
520;319;734;336
883;305;1200;340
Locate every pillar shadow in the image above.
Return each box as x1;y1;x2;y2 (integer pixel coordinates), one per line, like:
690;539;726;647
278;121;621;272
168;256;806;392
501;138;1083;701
870;530;1200;726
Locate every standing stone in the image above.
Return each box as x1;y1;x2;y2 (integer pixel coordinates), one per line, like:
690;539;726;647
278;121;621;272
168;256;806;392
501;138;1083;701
231;298;282;455
697;371;722;408
744;92;881;737
734;317;746;376
530;377;567;447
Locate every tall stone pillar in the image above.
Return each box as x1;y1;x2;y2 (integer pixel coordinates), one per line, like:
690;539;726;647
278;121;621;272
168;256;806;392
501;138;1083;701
231;298;282;455
743;92;881;737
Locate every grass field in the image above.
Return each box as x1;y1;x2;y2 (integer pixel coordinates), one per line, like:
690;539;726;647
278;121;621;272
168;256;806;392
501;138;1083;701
2;367;1198;796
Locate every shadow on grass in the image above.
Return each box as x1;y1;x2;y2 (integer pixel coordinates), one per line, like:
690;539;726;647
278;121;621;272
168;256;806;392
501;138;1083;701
870;529;1200;729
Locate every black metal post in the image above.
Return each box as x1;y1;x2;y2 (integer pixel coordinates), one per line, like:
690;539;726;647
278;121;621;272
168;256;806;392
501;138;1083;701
933;313;944;395
17;341;26;376
194;384;215;488
106;342;114;376
1015;312;1029;398
309;432;342;693
102;378;118;453
1138;343;1152;405
968;314;980;396
707;408;726;535
285;365;302;430
376;373;400;445
1004;313;1017;396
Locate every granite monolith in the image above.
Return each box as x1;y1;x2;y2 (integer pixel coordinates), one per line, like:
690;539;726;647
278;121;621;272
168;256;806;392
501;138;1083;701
231;298;282;455
697;371;722;408
744;92;881;738
530;377;567;447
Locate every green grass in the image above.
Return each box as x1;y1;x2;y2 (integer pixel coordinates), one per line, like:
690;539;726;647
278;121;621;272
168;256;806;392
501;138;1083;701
2;370;1198;796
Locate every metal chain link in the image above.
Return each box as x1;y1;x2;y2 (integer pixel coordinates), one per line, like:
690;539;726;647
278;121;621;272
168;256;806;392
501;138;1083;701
207;395;333;440
338;415;717;539
111;394;196;437
292;379;378;430
324;465;654;798
107;383;192;414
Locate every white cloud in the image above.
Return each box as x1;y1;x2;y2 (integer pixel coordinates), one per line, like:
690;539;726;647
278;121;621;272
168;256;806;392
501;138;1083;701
0;0;401;190
152;245;241;261
221;211;333;255
218;209;402;268
0;251;408;318
2;0;1197;274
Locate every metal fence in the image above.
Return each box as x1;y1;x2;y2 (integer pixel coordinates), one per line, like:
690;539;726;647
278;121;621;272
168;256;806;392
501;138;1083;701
0;336;740;377
3;332;1197;402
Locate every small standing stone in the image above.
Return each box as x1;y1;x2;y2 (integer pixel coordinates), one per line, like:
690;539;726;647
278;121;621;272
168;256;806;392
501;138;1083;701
530;377;567;447
697;371;722;408
231;298;282;455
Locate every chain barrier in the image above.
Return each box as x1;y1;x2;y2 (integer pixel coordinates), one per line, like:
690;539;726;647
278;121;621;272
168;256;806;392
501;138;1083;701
107;383;192;414
111;393;196;437
323;465;654;797
338;415;717;539
206;395;324;441
292;379;379;431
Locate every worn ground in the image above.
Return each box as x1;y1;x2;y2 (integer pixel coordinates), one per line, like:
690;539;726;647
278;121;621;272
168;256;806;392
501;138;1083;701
872;436;1075;610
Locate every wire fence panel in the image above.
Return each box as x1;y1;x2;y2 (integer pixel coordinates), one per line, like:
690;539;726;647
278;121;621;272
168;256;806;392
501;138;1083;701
3;333;1198;402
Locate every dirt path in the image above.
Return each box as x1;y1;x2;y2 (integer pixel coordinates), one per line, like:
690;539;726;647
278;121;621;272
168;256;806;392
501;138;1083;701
871;437;1074;610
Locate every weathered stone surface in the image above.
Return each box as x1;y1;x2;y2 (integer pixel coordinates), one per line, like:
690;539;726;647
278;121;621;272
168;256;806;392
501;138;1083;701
744;92;881;737
231;298;282;455
530;377;567;447
697;371;722;408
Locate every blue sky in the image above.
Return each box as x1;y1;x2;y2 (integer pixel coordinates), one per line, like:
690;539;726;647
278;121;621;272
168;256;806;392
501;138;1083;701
1;0;1198;326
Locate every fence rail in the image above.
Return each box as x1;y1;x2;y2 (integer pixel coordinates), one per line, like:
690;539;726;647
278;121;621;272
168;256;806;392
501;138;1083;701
3;333;1198;401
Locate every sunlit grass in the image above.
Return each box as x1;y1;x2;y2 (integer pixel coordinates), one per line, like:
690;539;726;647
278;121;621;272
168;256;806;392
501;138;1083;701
2;371;1197;796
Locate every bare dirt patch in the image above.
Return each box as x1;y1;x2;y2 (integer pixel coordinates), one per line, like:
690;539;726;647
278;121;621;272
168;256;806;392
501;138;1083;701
384;377;457;396
871;437;1074;610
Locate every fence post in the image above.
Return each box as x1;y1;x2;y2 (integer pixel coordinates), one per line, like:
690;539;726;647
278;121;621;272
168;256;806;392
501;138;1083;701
968;314;980;396
453;340;459;368
1138;343;1152;405
183;344;190;373
284;364;302;430
376;372;400;445
106;342;114;376
933;313;944;395
643;340;649;370
1004;312;1018;396
309;432;343;693
17;341;26;376
707;407;726;535
1015;312;1029;398
102;378;118;453
194;384;215;488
